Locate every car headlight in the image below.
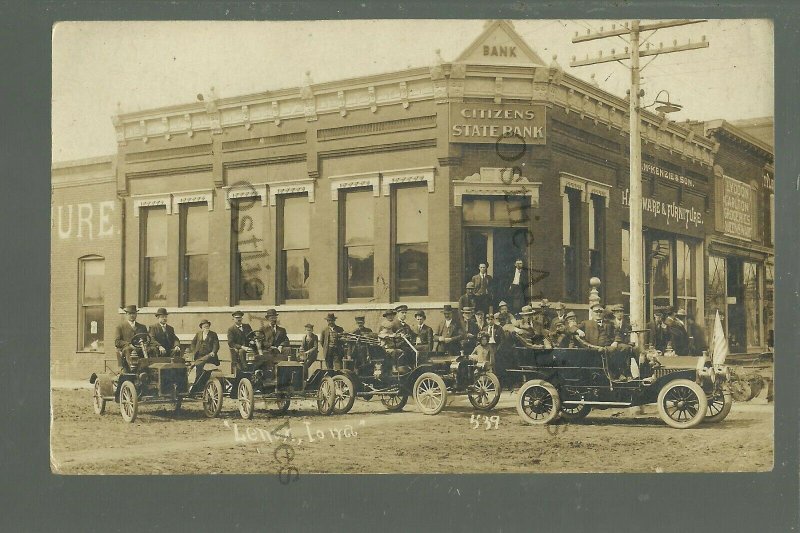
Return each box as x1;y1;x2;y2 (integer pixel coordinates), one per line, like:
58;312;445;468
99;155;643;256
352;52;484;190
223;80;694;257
137;372;150;386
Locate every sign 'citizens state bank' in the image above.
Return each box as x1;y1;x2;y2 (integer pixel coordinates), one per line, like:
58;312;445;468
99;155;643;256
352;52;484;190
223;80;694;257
449;103;546;144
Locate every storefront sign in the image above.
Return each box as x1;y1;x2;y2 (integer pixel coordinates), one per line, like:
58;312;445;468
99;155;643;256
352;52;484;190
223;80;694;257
52;201;116;240
642;162;695;188
622;188;704;230
722;176;753;240
449;103;546;144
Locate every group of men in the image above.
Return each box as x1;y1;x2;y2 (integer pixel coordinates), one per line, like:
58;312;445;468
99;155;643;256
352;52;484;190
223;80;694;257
646;306;707;356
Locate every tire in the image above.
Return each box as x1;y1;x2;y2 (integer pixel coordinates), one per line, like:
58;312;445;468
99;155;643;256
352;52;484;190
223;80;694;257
656;379;708;429
202;378;224;418
237;378;255;420
317;376;335;415
560;404;592;421
381;394;408;412
468;372;501;411
516;379;560;425
93;381;106;415
705;388;733;423
729;378;752;402
119;380;138;423
413;372;448;415
747;377;763;400
331;374;356;415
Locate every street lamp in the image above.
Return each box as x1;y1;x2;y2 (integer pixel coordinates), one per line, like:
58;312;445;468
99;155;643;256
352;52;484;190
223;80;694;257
643;90;683;114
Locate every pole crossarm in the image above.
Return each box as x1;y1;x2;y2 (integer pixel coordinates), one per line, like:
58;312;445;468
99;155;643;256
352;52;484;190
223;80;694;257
571;19;706;43
570;41;709;67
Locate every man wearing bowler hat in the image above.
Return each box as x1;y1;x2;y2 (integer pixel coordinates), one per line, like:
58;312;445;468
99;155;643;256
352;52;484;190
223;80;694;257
227;310;253;371
414;310;434;352
188;319;220;386
321;312;345;370
114;305;156;371
299;323;319;372
149;308;181;357
260;308;291;372
434;304;464;356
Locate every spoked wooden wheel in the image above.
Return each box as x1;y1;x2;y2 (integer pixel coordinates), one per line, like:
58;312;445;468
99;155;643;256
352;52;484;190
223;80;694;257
705;388;733;423
516;379;560;425
331;374;356;415
317;376;335;415
468;372;501;411
413;372;448;415
380;394;408;411
559;404;592;421
119;381;138;423
202;378;224;418
93;381;106;415
656;379;708;429
237;378;255;420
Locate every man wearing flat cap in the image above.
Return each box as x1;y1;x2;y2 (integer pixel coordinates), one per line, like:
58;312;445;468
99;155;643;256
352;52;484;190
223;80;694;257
393;304;416;345
114;305;157;371
434;304;464;356
470;263;494;315
460;306;480;355
351;316;373;336
149;308;181;357
496;301;513;327
189;319;220;386
458;282;477;316
321;312;345;370
227;310;253;371
299;323;319;372
414;310;434;352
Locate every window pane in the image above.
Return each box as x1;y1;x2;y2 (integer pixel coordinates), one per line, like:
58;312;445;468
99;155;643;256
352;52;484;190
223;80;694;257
184;204;208;255
706;255;727;334
346;245;374;298
83;259;104;304
676;240;696;297
397;243;428;297
743;262;761;347
650;239;671;300
283;195;310;249
146;257;167;302
238;251;266;301
563;246;579;301
621;228;630;291
145;208;167;257
345;190;374;246
462;198;491;224
234;201;264;251
284;249;310;300
185;255;208;302
493;198;528;225
396;186;428;244
82;305;104;351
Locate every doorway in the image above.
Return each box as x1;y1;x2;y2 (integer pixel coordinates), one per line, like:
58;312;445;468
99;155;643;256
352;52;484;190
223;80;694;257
464;227;529;306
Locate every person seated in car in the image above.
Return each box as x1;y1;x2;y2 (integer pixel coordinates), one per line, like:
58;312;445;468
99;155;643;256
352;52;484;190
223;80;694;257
460;306;480;355
664;307;691;356
148;308;182;358
508;305;552;349
299;323;319;372
114;305;159;371
469;332;495;372
414;310;435;352
378;308;404;376
607;304;635;381
188;319;220;385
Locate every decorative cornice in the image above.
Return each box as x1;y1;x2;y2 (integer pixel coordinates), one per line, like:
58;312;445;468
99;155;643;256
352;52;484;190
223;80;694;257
437;156;463;167
132;193;172;217
329;171;381;200
559;172;612;205
268;178;316;206
453;168;541;207
381;166;436;196
172;189;214;212
223;183;268;209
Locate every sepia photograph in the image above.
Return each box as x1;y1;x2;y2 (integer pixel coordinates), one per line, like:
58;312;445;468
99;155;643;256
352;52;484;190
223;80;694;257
50;18;775;475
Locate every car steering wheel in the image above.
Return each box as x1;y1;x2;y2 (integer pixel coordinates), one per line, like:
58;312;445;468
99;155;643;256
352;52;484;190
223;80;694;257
131;333;151;356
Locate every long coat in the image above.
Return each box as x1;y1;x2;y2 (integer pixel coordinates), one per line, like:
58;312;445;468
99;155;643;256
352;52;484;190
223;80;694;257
261;324;290;349
580;319;612;347
434;319;464;355
149;323;180;352
190;330;220;360
114;321;148;349
227;323;253;352
414;323;435;352
320;324;344;360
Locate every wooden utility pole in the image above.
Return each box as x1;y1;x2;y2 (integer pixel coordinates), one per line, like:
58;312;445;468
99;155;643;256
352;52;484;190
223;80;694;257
570;20;708;348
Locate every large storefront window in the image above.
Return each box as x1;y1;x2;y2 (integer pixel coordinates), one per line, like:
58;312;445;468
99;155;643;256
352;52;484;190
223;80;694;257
706;255;727;337
395;185;429;297
743;261;762;349
676;238;697;318
343;189;374;299
181;203;209;304
232;199;265;302
281;195;310;301
79;257;104;351
649;238;672;311
562;189;581;302
644;233;702;323
142;207;167;305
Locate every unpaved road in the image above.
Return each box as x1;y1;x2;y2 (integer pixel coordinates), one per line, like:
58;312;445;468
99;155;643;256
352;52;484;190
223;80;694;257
51;387;773;475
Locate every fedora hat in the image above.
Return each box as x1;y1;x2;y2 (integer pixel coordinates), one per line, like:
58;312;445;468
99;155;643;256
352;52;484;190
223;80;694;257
465;281;475;289
325;312;338;321
355;315;366;322
519;305;534;316
443;304;454;312
610;304;625;313
122;305;139;314
498;301;509;308
155;307;168;317
199;319;211;328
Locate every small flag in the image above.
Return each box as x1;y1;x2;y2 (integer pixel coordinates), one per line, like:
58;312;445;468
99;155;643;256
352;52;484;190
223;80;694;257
711;310;728;366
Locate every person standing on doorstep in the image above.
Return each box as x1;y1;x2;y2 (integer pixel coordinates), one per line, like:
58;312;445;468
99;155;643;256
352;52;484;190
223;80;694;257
506;259;529;315
149;308;181;358
227;310;254;371
470;262;493;315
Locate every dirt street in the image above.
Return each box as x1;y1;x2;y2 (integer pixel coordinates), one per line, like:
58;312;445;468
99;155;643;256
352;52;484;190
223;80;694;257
50;385;773;475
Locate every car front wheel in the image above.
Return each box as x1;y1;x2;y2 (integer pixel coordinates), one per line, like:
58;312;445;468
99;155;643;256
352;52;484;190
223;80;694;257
413;372;448;415
119;381;138;423
468;372;501;411
516;379;560;425
656;379;708;429
331;374;356;415
237;378;255;420
202;378;224;418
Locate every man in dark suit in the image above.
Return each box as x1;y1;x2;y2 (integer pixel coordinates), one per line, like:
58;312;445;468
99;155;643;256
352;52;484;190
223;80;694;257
434;305;464;356
189;319;220;386
646;307;669;352
482;312;505;347
607;304;635;380
320;312;345;370
148;308;181;357
299;323;319;372
664;307;690;356
457;283;477;315
460;306;480;355
506;259;529;314
227;310;253;370
413;310;435;352
470;263;493;315
114;305;156;371
351;316;373;336
580;304;612;347
260;308;291;371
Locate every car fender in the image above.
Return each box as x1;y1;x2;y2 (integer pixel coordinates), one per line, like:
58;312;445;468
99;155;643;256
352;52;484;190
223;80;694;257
643;369;697;403
91;373;116;398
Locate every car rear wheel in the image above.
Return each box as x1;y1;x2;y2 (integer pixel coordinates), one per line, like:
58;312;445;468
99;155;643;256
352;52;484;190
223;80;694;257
119;381;138;423
380;394;408;411
559;404;592;421
516;379;560;425
237;378;255;420
93;381;106;415
202;378;224;418
413;372;448;415
317;376;335;415
657;379;708;429
331;374;356;415
705;388;733;423
468;372;501;411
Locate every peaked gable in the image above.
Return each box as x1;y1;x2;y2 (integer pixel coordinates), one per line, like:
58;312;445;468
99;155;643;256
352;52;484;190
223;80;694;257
456;20;546;67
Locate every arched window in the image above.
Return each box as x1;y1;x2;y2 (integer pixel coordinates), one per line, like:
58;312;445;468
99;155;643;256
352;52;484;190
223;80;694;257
78;256;105;351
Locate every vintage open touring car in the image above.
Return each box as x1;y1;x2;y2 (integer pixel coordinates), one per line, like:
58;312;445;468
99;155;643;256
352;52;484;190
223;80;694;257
503;344;732;429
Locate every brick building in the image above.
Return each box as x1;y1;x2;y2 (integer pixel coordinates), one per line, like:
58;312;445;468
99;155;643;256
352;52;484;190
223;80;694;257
51;21;772;379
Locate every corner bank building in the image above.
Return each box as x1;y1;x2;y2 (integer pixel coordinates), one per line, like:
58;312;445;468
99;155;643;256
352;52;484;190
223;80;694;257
51;21;775;379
